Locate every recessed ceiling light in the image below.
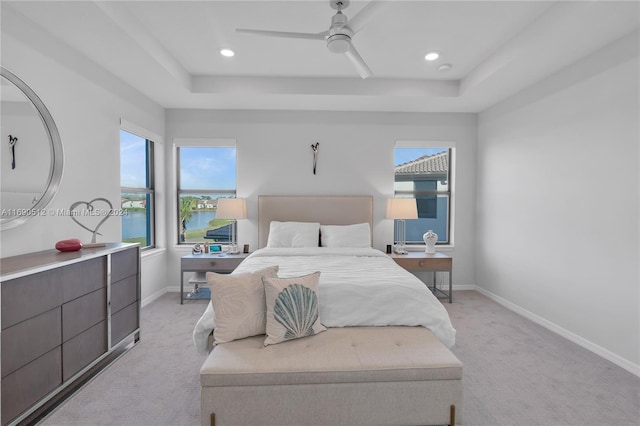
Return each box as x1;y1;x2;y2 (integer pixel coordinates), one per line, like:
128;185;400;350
438;64;452;72
424;51;440;61
220;49;235;57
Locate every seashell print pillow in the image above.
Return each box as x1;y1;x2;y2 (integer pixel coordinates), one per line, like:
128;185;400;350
207;265;279;344
262;271;326;346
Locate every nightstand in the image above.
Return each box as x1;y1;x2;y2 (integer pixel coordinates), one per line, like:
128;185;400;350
388;252;453;303
180;252;249;304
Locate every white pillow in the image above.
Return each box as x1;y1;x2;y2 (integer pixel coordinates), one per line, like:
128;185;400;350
266;221;320;248
320;223;371;248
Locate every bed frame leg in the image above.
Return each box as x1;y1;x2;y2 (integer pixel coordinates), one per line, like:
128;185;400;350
210;413;215;426
449;404;455;425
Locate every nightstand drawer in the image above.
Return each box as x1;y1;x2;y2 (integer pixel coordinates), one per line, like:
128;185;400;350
393;256;452;271
181;256;243;273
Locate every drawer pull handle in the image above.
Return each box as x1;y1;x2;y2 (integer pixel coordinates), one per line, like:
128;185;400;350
209;261;216;266
419;261;424;267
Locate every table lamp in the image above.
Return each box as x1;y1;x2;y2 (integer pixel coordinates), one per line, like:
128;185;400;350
215;198;247;254
386;198;418;254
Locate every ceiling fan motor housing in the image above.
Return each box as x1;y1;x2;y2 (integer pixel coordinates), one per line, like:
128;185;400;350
327;12;352;53
327;34;351;53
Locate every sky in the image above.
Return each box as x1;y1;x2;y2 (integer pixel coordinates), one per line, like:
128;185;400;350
120;130;237;191
395;147;446;166
179;146;236;190
120;130;147;188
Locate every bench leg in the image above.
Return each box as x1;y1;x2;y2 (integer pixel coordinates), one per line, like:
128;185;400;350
210;413;215;426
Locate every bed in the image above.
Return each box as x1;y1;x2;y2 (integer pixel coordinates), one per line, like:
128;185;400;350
194;195;462;425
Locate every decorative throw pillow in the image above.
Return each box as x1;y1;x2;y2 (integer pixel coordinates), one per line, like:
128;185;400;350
262;271;326;346
207;266;279;344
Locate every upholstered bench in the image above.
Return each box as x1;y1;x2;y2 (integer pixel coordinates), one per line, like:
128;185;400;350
200;326;463;425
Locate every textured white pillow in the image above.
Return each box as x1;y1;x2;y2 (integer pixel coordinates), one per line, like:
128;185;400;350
266;221;320;248
262;272;326;346
207;266;279;344
320;222;371;248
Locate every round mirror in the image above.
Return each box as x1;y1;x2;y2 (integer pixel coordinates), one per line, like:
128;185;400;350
1;66;64;230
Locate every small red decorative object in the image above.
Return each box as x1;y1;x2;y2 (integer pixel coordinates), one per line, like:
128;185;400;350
55;238;83;252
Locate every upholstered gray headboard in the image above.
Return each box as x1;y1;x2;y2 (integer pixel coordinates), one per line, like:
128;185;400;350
258;195;374;249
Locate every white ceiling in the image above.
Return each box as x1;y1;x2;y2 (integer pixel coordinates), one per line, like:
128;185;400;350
4;0;639;112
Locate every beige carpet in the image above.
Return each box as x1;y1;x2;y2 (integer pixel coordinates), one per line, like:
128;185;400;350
41;291;639;426
444;291;639;426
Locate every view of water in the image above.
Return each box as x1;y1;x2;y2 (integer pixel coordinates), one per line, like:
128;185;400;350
122;211;216;239
184;211;216;230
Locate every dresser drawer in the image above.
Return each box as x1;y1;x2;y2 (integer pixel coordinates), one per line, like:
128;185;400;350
111;247;138;283
62;320;107;381
111;302;138;346
1;347;62;425
111;274;138;314
1;308;61;378
61;256;106;303
62;288;107;342
1;269;62;329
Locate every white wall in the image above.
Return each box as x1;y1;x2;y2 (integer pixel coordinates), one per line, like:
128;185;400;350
165;109;478;290
477;32;639;373
0;9;167;301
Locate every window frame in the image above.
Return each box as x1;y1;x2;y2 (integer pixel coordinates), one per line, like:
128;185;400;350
394;144;453;246
120;129;156;250
174;139;237;245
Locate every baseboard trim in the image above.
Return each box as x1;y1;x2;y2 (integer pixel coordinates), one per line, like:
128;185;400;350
452;284;476;291
475;286;640;377
141;287;168;308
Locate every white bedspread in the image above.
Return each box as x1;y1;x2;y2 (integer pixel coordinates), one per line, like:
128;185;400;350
193;247;456;354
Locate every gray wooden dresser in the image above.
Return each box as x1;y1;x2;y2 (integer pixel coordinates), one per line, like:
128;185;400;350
0;243;140;425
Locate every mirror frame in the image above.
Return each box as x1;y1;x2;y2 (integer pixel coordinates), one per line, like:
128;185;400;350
1;66;64;230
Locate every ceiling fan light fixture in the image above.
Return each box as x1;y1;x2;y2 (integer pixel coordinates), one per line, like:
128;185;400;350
424;51;440;61
327;34;351;54
220;48;235;57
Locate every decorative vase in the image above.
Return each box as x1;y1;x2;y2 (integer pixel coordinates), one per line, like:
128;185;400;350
423;230;438;254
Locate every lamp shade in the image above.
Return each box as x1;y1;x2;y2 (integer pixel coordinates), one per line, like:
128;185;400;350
216;198;247;219
386;198;418;220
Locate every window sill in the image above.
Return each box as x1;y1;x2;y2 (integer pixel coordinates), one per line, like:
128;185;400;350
141;247;166;260
405;245;454;253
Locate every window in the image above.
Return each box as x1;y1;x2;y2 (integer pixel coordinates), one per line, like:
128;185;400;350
177;145;237;244
120;130;155;249
394;147;451;245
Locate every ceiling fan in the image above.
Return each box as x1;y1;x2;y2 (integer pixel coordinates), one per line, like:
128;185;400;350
236;0;386;79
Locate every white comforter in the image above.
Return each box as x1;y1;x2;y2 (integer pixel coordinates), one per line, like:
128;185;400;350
192;247;456;354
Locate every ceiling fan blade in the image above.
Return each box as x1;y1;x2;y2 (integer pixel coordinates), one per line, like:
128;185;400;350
236;29;328;40
344;44;373;79
347;1;389;34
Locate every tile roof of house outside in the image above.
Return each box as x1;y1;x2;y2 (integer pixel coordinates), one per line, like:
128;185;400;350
395;151;448;176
